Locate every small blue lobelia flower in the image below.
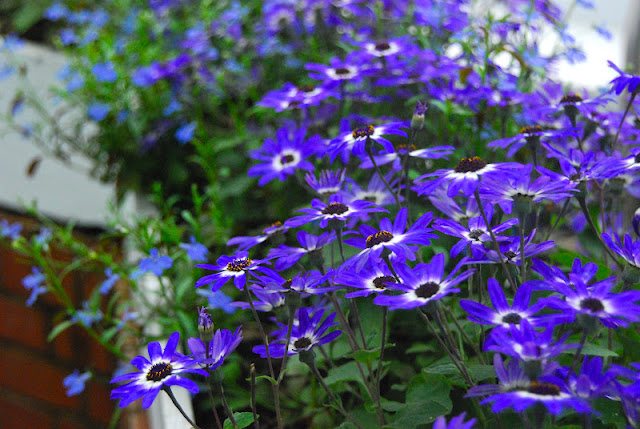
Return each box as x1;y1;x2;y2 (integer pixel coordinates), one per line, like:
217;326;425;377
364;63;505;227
88;103;110;121
131;249;173;279
63;370;91;396
253;308;341;358
72;301;103;327
196;289;236;313
0;220;22;239
22;267;47;306
45;2;69;20
99;268;120;294
110;332;207;409
92;62;117;82
179;236;208;261
175;122;196;144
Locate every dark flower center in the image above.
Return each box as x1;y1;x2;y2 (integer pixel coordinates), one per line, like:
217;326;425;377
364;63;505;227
282;279;292;289
321;202;349;215
503;251;517;260
397;143;417;152
146;362;173;382
528;381;561;396
415;282;440;299
375;41;391;52
454;156;487;173
226;258;252;272
372;275;396;289
634;153;640;163
520;125;543;134
294;337;312;349
335;67;351;75
502;312;522;325
580;297;605;313
366;231;394;248
560;94;583;104
468;229;485;241
352;125;375;139
264;221;283;233
363;194;378;203
297;84;315;93
281;154;295;164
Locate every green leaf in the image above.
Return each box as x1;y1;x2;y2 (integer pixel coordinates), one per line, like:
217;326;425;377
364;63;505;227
223;412;257;429
254;375;277;385
467;364;497;382
324;362;367;388
560;343;618;358
387;374;452;428
47;320;74;342
102;326;119;343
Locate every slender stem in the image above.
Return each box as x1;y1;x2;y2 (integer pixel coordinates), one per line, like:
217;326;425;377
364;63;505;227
570;330;589;375
277;307;296;383
612;91;637;151
519;216;527;283
375;306;388;407
250;364;259;429
243;284;283;429
474;190;517;291
304;353;367;429
162;386;201;429
367;145;401;207
442;305;486;365
543;198;571;241
215;379;237;427
577;195;624;270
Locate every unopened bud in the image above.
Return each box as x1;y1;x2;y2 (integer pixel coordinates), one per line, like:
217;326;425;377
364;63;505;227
411;100;427;130
198;306;214;342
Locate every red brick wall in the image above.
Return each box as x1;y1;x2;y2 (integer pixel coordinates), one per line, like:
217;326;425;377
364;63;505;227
0;210;147;429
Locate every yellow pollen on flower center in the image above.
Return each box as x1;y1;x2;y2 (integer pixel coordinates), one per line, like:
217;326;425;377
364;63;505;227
366;231;394;248
226;258;252;272
146;362;173;382
352;125;375;139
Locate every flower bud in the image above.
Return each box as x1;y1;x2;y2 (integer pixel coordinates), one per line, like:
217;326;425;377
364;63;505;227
198;307;214;342
411;100;427;130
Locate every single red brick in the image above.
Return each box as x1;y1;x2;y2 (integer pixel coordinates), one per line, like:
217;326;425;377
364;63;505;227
1;347;80;409
0;297;48;350
0;395;56;429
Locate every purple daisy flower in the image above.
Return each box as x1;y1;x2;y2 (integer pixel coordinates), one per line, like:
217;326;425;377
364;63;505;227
257;82;338;112
601;233;640;269
305;169;346;197
344;208;438;272
232;287;285;312
354;36;418;59
248;125;321;186
284;193;386;229
110;332;207;409
359;144;455;171
529;257;611;291
538;147;627;184
541;274;640;328
343;172;399;207
305;53;372;86
414;156;520;198
484;319;576;363
253;308;341;358
227;221;289;251
487;125;578;158
187;326;242;371
252;268;339;295
267;230;336;271
539;93;612;121
479;164;577;214
433;209;518;257
555;356;618;400
466;229;555;266
608;60;640;95
329;121;409;160
195;251;269;291
460;278;547;329
373;254;474;310
429;188;481;223
333;260;398;298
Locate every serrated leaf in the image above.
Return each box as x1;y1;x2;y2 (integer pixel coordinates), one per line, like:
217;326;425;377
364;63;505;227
223;412;257;429
47;320;74;341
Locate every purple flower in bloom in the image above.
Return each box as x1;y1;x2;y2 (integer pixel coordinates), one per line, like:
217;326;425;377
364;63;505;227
343;172;399;207
334;261;398;298
88;103;110;121
187;326;242;370
608;60;640;95
480;164;577;214
329;121;408;160
251;268;339;296
175;122;196;144
110;332;207;409
414;156;520;198
432;413;476;429
305;170;345;197
131;249;173;278
258;83;338;112
248;125;320;186
433;208;518;257
232;287;284;312
344;208;437;272
268;230;336;271
72;301;103;327
63;370;91;396
22;267;47;306
484;319;576;363
227;221;289;251
359;144;455;171
285;193;386;229
538;147;627;184
460;279;546;329
541;274;640;328
179;236;208;261
601;233;640;269
466;229;555;266
253;308;341;358
555;356;618;400
530;257;611;291
195;251;268;291
306;53;372;86
487;125;578;157
0;220;22;239
373;254;474;310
